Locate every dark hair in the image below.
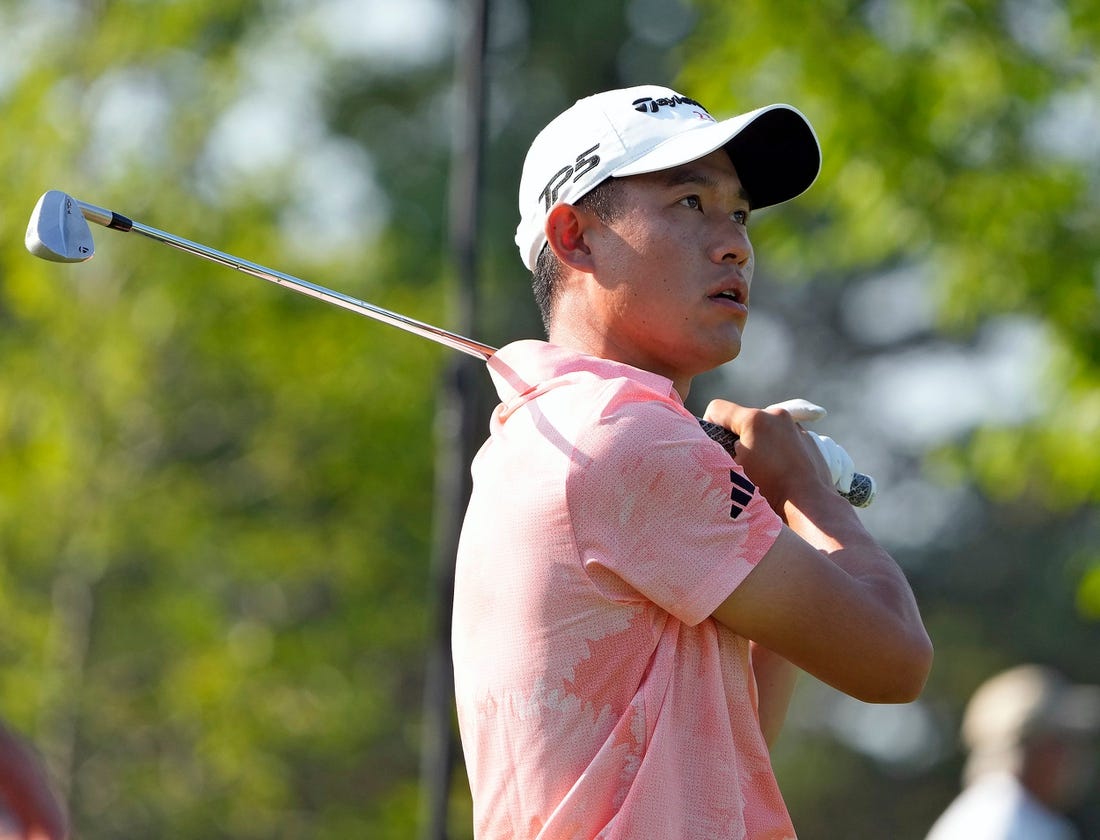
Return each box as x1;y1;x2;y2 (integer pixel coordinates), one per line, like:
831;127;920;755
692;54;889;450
531;177;624;333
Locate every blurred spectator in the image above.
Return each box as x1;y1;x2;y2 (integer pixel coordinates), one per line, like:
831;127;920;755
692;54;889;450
926;664;1100;840
0;722;67;840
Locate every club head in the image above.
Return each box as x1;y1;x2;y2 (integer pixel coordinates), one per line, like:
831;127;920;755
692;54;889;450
25;190;95;263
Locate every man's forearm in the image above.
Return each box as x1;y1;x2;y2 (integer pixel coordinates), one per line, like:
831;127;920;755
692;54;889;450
783;491;926;631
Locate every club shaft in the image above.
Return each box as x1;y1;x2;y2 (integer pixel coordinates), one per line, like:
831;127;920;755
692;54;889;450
68;196;873;506
74;199;497;362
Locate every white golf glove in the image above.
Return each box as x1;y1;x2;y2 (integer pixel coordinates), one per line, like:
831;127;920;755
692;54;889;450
765;398;856;494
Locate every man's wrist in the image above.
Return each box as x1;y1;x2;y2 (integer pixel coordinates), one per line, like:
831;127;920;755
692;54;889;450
782;488;870;552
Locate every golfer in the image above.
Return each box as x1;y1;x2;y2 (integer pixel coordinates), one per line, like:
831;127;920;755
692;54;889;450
452;84;933;839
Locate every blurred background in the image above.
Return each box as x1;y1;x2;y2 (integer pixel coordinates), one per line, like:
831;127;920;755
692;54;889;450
1;0;1098;837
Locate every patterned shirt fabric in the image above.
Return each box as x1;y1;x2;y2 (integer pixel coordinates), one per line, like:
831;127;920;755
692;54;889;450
452;340;793;839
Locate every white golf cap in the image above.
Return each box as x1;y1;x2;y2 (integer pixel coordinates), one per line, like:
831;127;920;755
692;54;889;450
514;84;822;271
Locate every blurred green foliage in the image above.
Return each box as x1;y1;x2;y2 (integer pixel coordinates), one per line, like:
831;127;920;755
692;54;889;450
3;1;445;836
1;0;1098;838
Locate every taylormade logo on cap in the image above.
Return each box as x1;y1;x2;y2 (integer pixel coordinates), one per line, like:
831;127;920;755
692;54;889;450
514;84;822;271
533;94;712;212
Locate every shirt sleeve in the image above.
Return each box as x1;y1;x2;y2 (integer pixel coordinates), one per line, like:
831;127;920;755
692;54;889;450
566;384;783;626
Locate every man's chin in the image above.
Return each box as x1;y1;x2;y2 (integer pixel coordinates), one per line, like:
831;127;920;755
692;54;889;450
712;335;743;366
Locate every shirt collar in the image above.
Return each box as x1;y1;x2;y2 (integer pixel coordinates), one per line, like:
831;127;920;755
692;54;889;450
487;339;678;406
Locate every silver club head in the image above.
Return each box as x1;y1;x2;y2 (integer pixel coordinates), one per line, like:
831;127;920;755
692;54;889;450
25;190;96;263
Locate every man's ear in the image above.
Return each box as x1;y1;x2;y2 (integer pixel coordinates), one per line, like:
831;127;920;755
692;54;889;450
545;203;598;273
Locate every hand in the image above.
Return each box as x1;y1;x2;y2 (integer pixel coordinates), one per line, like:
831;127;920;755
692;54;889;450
765;400;855;494
702;398;834;510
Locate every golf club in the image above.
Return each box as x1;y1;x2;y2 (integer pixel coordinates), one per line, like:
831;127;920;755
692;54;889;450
25;189;875;507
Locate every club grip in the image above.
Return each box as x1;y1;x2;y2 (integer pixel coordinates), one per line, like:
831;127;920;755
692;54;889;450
697;418;875;508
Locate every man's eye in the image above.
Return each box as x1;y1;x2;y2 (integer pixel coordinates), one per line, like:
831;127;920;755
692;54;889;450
680;195;703;211
731;209;749;224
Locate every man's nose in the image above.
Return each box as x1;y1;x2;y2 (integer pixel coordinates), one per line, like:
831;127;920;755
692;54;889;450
711;222;752;268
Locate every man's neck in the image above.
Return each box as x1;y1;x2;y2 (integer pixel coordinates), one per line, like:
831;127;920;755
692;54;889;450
548;322;693;400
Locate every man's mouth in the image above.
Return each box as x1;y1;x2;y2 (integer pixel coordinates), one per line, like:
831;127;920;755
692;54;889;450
709;286;748;307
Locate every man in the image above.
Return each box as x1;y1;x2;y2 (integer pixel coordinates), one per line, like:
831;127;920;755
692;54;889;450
926;664;1100;840
452;84;933;839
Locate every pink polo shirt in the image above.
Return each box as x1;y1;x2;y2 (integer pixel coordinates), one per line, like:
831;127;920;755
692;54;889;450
453;340;792;839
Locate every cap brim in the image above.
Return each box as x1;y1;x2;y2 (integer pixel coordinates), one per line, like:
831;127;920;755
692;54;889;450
611;104;821;210
728;107;821;209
